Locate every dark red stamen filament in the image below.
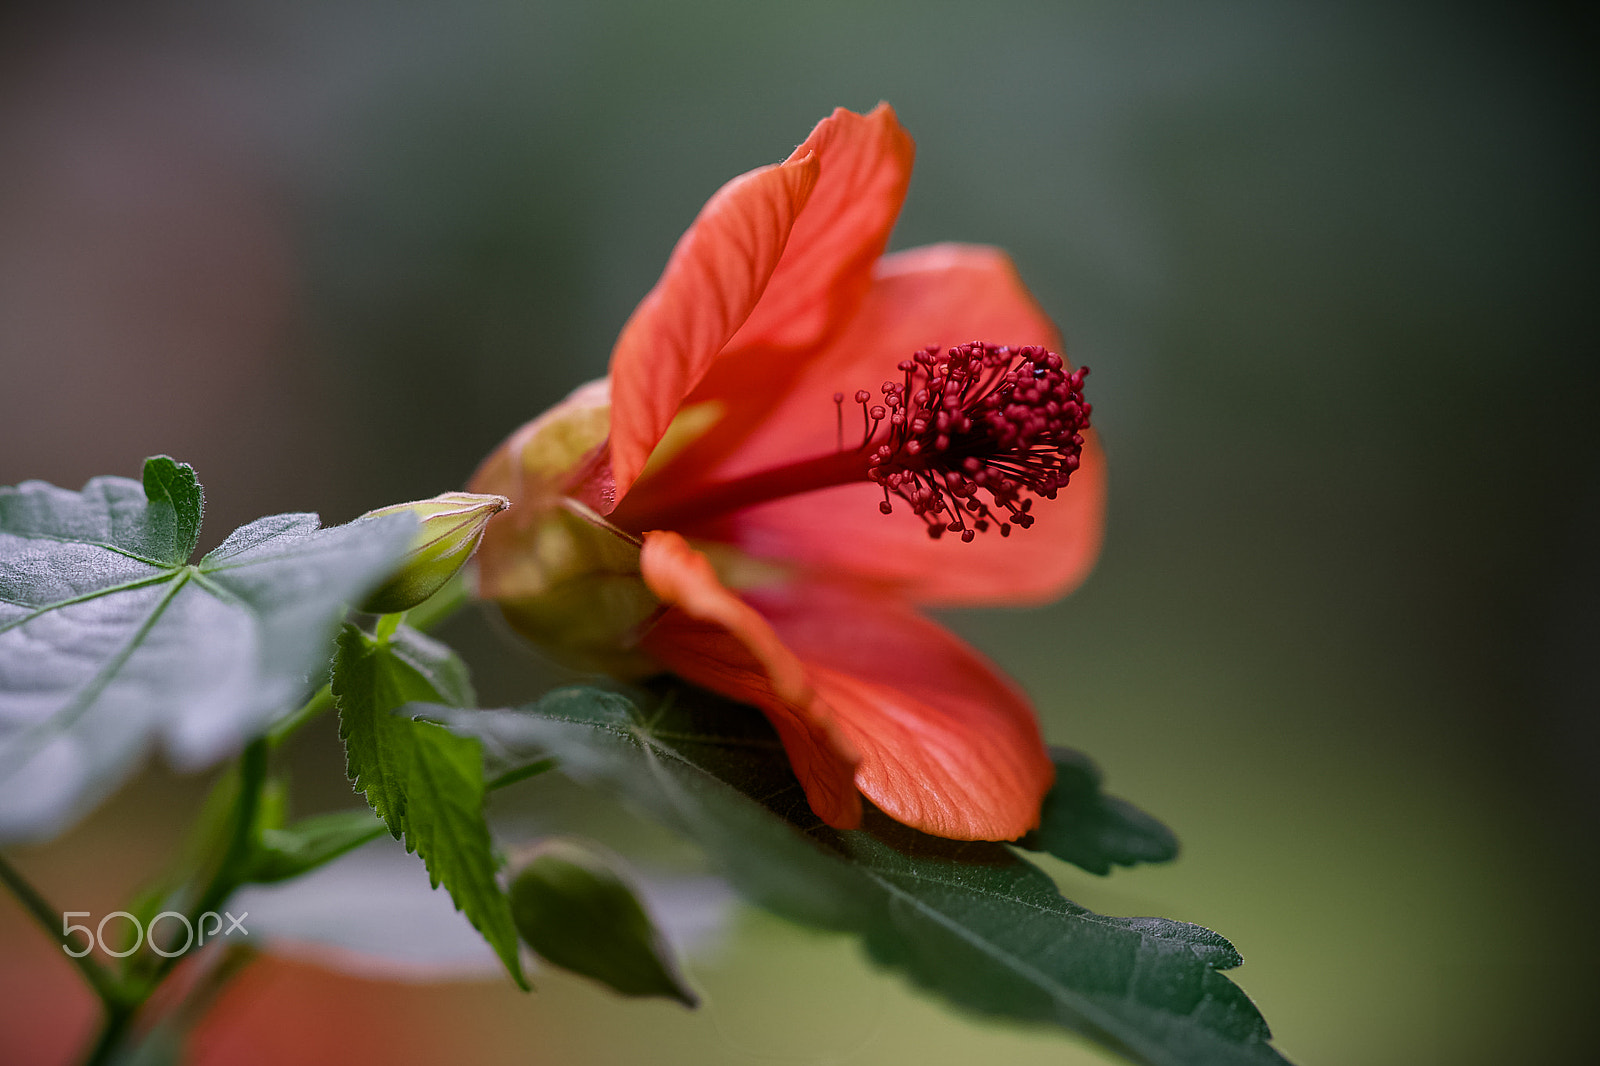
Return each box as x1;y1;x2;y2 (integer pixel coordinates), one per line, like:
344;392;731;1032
622;343;1089;542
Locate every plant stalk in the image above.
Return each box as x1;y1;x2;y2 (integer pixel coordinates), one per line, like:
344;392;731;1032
0;850;130;1010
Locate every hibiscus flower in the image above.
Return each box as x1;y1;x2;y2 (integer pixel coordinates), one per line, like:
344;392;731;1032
468;104;1105;841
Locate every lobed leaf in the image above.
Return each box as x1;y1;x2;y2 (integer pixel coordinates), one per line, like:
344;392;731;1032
441;686;1291;1066
0;458;414;843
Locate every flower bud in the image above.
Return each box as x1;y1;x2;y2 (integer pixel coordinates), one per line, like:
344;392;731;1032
468;380;664;675
509;837;697;1007
359;491;509;614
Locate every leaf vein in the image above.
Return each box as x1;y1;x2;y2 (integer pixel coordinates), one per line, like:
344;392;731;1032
0;570;192;777
0;571;178;636
0;529;171;568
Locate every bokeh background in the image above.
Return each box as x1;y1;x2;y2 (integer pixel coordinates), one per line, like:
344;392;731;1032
2;1;1595;1064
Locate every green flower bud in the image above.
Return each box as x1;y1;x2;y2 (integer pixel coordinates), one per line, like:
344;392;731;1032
359;491;509;614
509;837;698;1007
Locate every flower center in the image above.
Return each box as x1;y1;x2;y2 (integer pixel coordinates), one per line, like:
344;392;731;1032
619;343;1089;541
854;343;1090;541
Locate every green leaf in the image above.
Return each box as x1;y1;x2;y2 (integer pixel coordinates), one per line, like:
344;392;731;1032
442;687;1291;1066
0;459;415;843
385;623;475;709
335;626;433;836
251;809;388;883
1019;747;1181;876
509;837;698;1007
333;624;527;988
404;719;520;971
140;455;204;563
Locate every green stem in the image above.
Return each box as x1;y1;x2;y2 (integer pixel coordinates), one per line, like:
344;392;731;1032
150;737;268;987
209;737;268;903
486;757;559;792
0;851;130;1010
79;1003;135;1066
75;736;270;1065
374;611;403;641
265;683;333;751
265;578;471;752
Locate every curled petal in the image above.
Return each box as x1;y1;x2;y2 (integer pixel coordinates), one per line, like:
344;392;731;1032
638;532;861;829
639;531;804;703
723;103;916;356
607;156;820;503
609;106;914;519
750;583;1054;841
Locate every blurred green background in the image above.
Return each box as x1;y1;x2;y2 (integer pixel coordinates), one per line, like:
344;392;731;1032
1;1;1595;1064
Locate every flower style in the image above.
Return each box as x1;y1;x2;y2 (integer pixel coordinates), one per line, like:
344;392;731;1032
469;105;1105;841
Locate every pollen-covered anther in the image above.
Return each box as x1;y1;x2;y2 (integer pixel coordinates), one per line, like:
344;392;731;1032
848;342;1091;541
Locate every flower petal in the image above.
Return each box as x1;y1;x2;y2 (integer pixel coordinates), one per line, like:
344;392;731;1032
638;532;862;829
749;582;1055;841
689;243;1066;481
722;103;915;355
607;155;821;504
609;107;914;522
636;243;1106;607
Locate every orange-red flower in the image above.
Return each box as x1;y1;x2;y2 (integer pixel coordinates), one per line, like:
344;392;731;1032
469;105;1105;841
